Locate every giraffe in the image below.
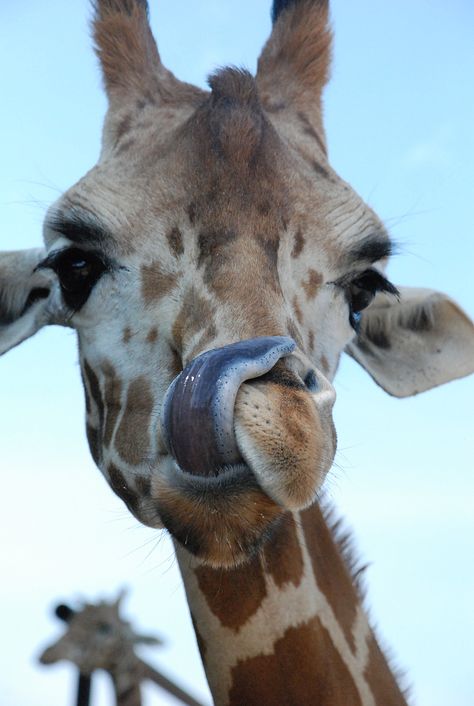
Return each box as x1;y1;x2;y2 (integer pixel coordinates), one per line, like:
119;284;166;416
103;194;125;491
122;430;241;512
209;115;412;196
1;1;473;704
39;591;204;706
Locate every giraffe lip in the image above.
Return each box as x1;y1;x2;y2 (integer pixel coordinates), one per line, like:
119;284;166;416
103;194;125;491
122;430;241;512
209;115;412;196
161;336;296;477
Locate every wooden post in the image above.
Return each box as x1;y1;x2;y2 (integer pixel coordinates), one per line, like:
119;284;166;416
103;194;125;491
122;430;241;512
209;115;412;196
76;673;92;706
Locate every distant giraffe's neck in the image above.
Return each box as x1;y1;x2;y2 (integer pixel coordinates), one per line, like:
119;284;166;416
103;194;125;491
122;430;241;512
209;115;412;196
176;503;407;706
109;660;142;706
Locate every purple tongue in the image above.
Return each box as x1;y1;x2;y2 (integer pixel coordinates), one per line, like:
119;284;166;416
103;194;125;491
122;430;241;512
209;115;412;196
161;336;295;476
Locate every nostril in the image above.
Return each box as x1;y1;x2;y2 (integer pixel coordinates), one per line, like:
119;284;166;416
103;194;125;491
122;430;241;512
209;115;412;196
304;370;318;392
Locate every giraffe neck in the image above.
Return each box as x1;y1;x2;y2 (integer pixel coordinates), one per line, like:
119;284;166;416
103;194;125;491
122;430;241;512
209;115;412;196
176;503;407;706
109;660;142;706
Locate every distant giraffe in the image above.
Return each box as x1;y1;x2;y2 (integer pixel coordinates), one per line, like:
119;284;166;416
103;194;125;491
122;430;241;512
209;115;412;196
39;591;204;706
1;1;473;704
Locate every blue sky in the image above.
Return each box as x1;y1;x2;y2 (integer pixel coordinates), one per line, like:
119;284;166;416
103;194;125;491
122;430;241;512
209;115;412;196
0;2;473;705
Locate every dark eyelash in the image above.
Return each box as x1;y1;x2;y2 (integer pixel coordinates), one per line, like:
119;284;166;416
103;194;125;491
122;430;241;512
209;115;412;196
331;268;399;296
351;269;399;297
37;247;111;272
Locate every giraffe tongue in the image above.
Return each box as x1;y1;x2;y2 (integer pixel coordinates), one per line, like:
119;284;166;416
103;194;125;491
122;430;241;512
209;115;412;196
161;336;295;476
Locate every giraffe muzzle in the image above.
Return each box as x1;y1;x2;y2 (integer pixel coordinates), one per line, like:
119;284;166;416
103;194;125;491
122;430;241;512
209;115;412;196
161;336;296;476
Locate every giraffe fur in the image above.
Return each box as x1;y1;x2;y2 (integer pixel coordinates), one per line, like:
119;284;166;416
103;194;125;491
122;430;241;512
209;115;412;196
1;2;474;704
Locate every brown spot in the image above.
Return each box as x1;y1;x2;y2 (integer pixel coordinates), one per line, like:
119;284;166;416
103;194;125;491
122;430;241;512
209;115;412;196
228;615;362;706
141;262;178;303
108;464;139;514
262;514;304;588
86;424;100;466
146;327;158;344
302;269;323;299
197;228;238;286
135;475;151;497
195;553;267;631
300;504;358;652
308;329;315;353
102;362;122;449
82;360;104;431
115;377;153;466
166;226;184;257
364;635;407;705
122;327;132;344
321;354;329;374
292;296;303;325
291;228;305;258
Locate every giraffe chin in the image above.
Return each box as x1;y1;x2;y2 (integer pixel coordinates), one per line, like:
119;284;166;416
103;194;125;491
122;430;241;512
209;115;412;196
150;460;285;568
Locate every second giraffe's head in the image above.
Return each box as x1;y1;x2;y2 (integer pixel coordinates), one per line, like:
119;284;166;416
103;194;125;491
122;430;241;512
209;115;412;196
2;1;473;567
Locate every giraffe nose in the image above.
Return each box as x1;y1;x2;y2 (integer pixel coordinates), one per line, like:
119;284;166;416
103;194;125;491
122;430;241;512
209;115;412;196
161;336;296;476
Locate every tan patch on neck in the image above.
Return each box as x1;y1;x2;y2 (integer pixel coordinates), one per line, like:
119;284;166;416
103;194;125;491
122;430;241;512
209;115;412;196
141;261;178;303
228;615;362;706
302;269;323;299
195;555;267;632
166;226;184;257
262;514;304;589
115;376;153;466
300;505;358;653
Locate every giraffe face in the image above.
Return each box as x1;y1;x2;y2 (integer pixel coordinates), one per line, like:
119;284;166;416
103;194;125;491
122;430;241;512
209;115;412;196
37;68;395;567
39;597;160;673
2;1;472;568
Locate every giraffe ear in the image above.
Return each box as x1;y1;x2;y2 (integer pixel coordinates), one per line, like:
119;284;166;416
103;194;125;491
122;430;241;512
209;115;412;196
257;0;331;140
345;287;474;397
92;0;202;107
0;249;64;356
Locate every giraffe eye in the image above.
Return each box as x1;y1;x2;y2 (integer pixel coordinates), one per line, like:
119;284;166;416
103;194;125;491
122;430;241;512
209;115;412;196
39;247;108;310
347;270;399;331
97;621;113;635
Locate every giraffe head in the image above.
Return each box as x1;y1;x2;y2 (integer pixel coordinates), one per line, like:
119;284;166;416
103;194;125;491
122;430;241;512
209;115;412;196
1;1;473;567
39;591;161;674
